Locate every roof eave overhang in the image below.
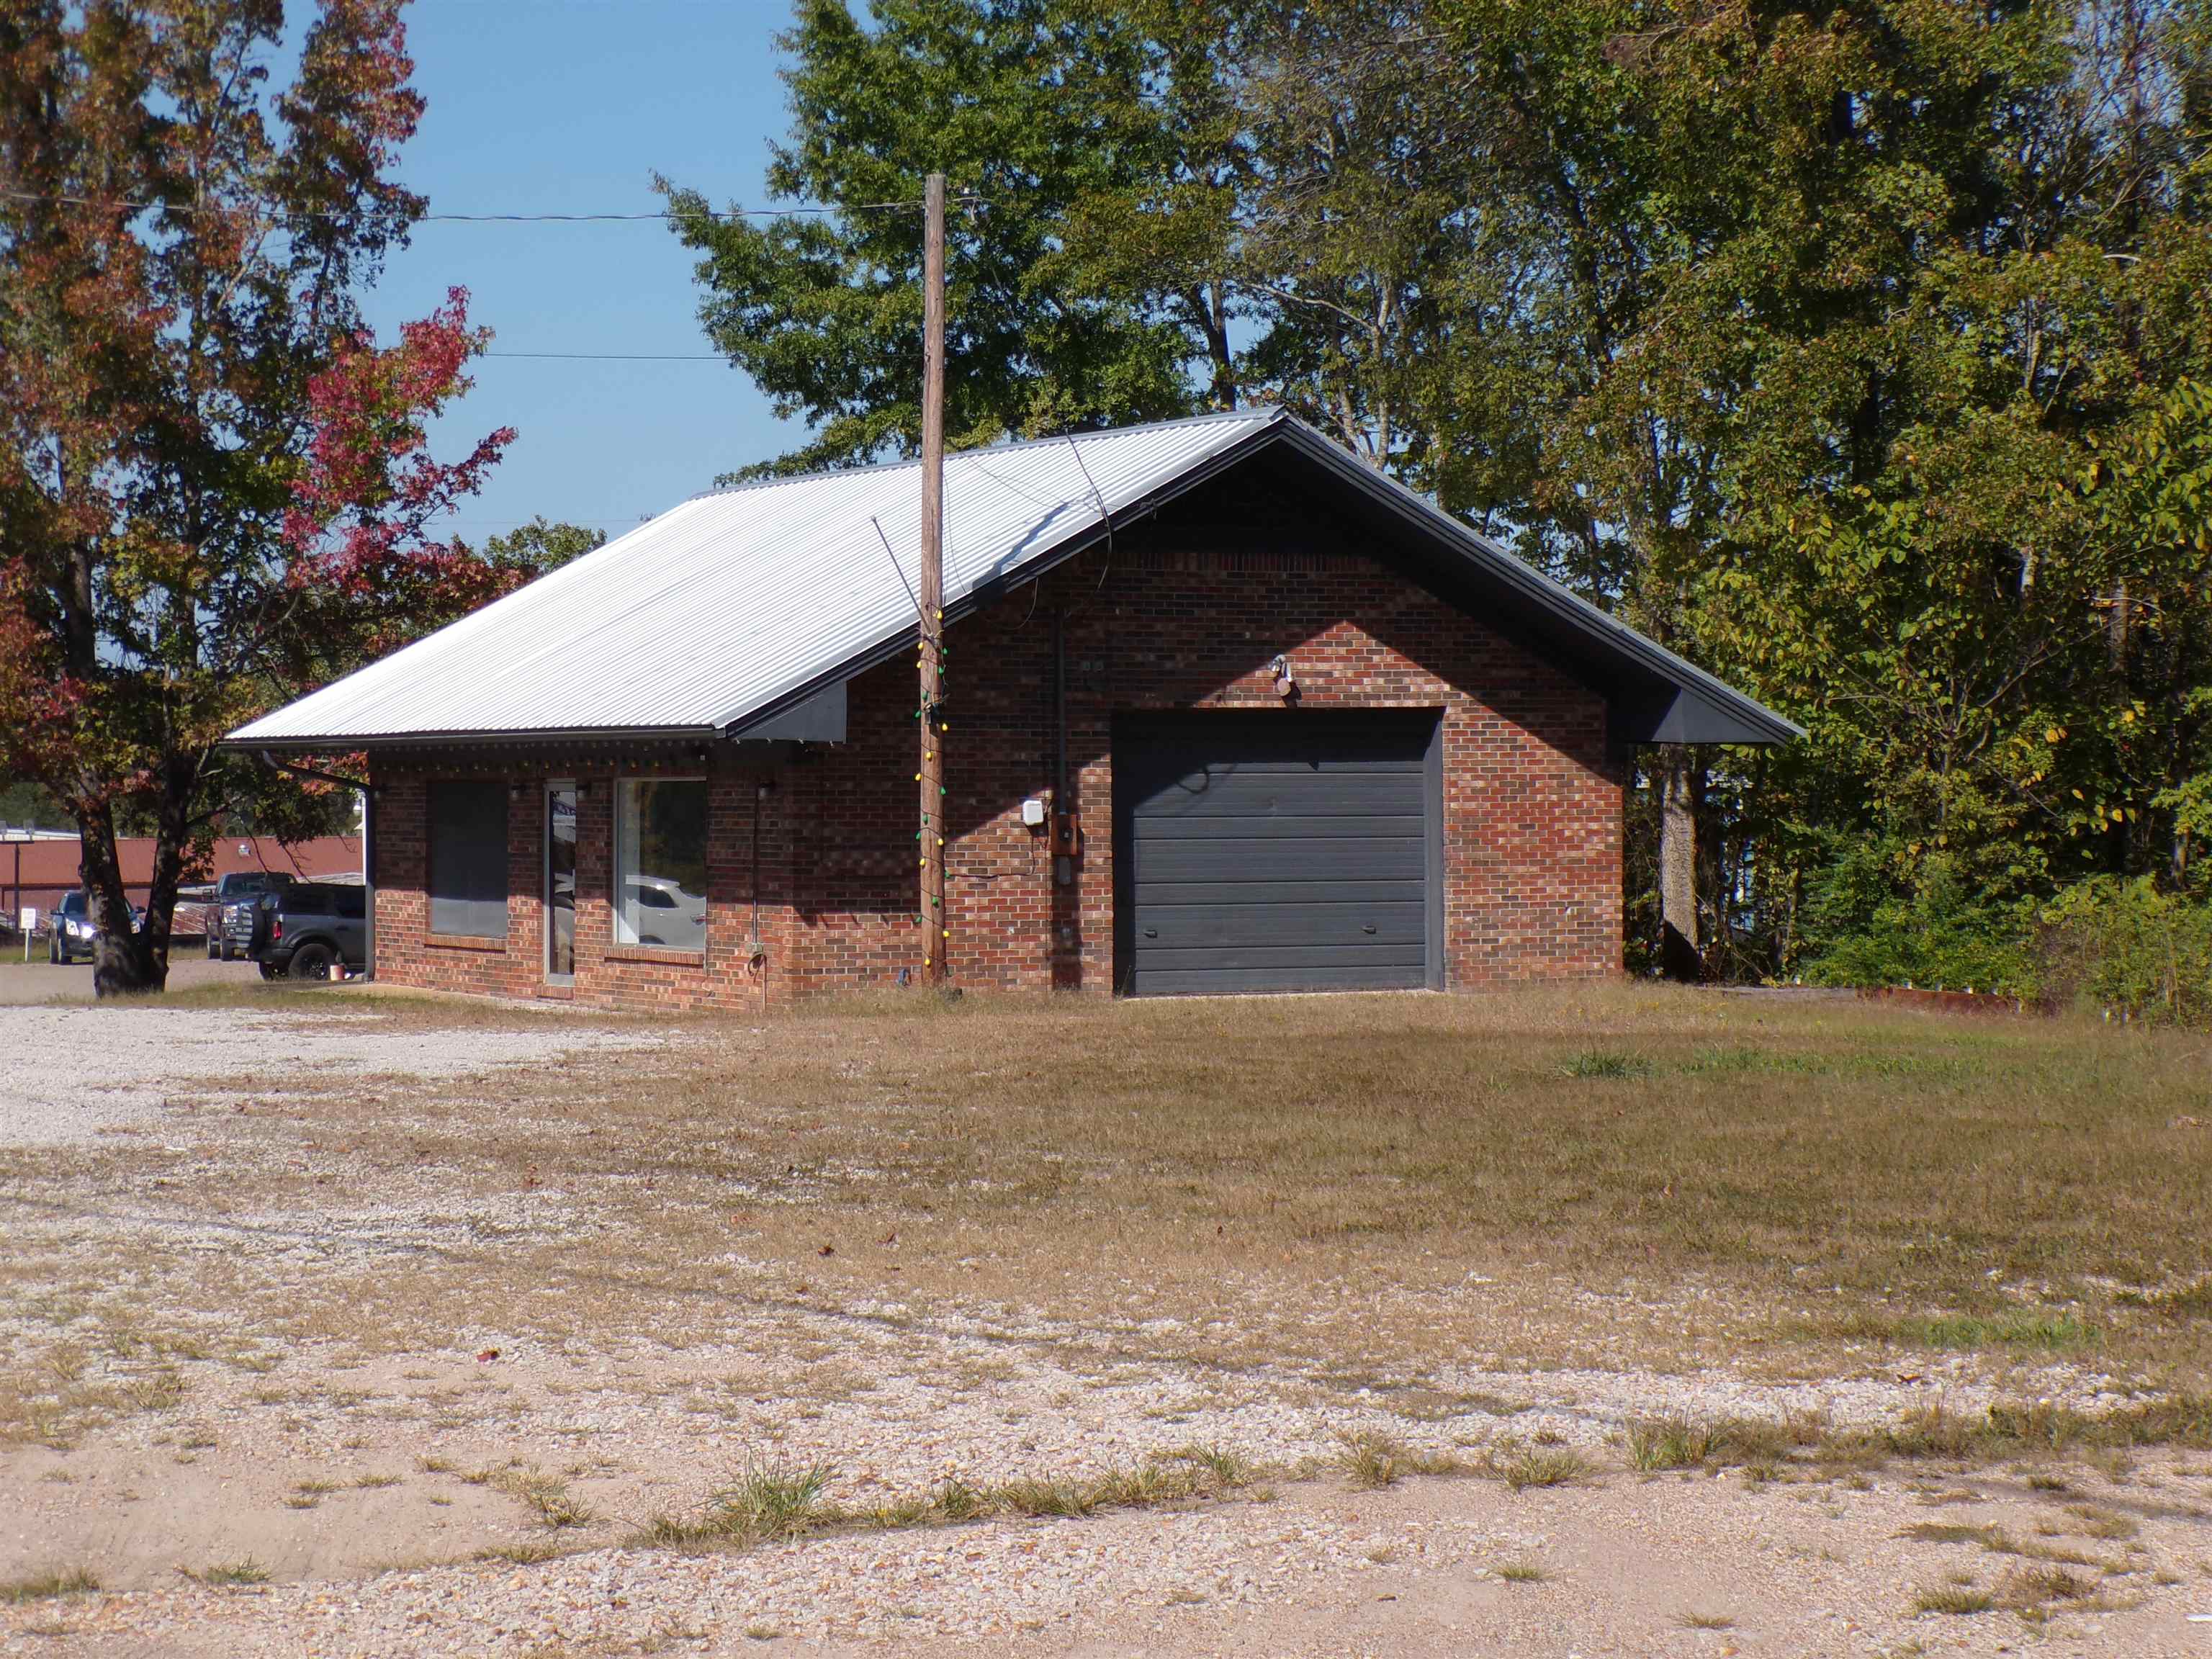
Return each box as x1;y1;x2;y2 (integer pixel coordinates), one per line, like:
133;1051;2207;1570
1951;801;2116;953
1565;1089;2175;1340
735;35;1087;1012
215;725;724;753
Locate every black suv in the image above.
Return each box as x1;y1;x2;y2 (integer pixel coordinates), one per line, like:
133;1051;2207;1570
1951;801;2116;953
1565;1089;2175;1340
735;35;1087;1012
246;883;367;981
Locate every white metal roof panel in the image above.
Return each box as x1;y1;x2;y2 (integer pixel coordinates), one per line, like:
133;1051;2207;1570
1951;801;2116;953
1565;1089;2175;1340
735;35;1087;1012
229;408;1282;745
229;405;1798;749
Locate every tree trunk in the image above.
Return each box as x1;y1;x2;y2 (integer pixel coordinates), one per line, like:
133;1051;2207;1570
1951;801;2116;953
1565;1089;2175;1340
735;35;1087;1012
136;755;200;988
76;801;161;997
1658;747;1702;982
1205;282;1236;409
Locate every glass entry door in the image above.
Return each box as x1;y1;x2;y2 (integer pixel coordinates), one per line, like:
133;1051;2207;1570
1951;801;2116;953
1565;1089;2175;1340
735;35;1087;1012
545;783;577;984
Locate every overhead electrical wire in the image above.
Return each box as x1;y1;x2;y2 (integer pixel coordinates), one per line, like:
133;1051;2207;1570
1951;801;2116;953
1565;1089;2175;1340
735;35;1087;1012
2;188;986;361
0;190;983;222
483;351;727;361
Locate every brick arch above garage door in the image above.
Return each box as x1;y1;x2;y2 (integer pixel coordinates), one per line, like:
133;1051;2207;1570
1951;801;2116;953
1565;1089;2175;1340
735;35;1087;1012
1112;709;1444;996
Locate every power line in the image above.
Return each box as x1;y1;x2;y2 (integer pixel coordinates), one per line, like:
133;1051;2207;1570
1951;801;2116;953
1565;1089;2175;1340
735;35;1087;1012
0;191;982;223
484;351;725;361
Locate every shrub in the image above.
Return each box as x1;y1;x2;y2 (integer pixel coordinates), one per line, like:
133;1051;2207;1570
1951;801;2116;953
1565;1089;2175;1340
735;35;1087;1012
2038;876;2212;1025
1800;867;2036;995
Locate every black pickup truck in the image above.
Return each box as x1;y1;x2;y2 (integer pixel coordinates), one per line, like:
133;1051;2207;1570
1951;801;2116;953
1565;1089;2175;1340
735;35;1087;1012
240;882;368;981
207;870;293;960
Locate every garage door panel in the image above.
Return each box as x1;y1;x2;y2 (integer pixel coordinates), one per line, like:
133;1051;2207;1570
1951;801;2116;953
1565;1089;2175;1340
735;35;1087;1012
1116;711;1439;996
1132;840;1426;884
1133;878;1426;907
1135;774;1426;818
1136;900;1429;948
1130;812;1427;841
1134;942;1434;969
1137;963;1431;994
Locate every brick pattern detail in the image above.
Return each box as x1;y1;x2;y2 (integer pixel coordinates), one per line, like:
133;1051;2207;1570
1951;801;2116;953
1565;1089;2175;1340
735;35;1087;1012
367;516;1624;1011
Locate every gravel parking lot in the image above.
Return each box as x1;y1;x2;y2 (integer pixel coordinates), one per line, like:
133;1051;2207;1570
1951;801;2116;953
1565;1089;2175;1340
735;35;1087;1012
0;957;259;1006
1;986;2208;1656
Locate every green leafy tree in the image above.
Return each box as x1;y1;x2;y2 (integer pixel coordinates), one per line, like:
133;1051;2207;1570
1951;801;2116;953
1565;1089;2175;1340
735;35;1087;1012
0;779;69;831
471;517;606;582
0;0;513;994
657;0;1220;475
1660;0;2212;974
670;0;2212;984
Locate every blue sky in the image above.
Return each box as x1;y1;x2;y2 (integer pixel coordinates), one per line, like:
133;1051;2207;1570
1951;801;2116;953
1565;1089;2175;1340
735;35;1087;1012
360;0;806;542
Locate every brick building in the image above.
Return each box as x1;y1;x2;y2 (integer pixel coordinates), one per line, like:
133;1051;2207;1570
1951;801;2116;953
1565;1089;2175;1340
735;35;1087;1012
227;409;1792;1010
2;832;360;932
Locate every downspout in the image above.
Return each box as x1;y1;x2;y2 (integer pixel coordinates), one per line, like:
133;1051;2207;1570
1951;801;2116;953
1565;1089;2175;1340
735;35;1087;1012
361;786;374;981
1053;608;1069;816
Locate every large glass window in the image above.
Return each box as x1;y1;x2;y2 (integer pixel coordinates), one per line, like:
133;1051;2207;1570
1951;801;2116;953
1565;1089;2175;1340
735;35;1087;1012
614;778;707;952
428;780;508;938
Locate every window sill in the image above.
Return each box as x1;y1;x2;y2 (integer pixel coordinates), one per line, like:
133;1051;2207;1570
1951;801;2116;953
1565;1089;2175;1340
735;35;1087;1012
603;945;707;968
426;932;508;953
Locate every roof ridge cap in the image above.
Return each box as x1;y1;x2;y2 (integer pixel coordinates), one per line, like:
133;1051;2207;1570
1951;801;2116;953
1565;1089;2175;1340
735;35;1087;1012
684;405;1282;503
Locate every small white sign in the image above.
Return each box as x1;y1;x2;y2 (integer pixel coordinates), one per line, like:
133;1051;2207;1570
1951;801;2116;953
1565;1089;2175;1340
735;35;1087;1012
17;907;32;931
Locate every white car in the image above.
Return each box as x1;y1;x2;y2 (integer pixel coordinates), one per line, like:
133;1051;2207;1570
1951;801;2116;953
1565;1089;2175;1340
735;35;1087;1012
621;876;706;950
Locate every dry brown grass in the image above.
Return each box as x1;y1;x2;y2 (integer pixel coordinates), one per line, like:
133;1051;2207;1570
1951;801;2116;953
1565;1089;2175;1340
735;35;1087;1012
630;1448;1257;1552
4;981;2212;1455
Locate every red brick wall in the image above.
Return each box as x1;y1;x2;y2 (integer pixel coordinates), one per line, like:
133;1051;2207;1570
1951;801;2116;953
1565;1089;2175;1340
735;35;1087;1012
366;503;1624;1010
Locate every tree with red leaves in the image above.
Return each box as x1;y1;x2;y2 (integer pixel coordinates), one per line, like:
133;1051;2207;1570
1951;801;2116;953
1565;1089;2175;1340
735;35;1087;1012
0;0;514;994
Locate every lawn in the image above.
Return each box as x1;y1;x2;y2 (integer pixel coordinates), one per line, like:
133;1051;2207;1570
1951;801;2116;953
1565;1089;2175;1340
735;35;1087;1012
9;980;2211;1411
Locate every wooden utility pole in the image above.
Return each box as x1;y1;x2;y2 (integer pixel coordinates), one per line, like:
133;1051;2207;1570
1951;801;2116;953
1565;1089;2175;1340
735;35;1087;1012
918;171;948;985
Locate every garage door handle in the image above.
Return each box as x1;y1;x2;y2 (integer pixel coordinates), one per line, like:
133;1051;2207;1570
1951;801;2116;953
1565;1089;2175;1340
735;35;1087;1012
1142;927;1157;938
1362;924;1377;934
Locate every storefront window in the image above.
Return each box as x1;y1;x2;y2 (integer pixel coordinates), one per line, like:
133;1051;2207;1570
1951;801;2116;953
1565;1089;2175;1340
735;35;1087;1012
613;778;707;951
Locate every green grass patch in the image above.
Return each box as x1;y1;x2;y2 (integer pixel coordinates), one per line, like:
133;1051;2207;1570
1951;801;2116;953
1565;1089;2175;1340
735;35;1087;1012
633;1446;1259;1552
191;1559;269;1586
1560;1048;1648;1079
1486;1442;1588;1490
1912;1583;1995;1616
1625;1413;1814;1472
0;1567;100;1604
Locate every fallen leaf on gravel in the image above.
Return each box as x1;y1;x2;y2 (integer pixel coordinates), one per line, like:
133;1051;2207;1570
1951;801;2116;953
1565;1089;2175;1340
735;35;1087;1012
818;1244;836;1256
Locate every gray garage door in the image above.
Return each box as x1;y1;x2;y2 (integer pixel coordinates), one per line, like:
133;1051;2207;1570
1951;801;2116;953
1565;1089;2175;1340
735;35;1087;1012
1114;710;1439;996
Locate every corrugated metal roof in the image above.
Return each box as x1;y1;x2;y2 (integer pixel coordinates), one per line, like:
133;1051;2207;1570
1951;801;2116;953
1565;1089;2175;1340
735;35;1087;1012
230;408;1282;745
228;405;1798;749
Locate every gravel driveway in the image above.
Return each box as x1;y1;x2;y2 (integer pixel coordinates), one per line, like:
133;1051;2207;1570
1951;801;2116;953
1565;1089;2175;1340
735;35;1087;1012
0;999;665;1148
